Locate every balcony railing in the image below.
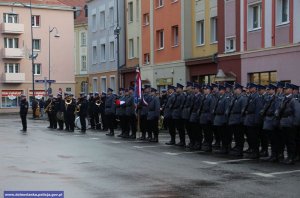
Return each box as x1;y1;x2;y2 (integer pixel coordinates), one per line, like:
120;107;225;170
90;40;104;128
2;48;25;59
2;73;25;83
1;23;24;34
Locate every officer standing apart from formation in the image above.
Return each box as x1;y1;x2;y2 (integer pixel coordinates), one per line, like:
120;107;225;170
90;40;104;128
20;94;29;132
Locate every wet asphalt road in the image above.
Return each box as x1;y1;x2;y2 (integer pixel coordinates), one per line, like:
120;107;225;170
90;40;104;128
0;115;300;198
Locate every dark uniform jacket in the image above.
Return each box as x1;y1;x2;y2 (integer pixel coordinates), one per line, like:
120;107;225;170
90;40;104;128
163;93;176;119
172;92;186;120
105;94;116;115
139;93;151;116
292;96;300;127
199;94;214;125
116;95;126;116
78;98;88;117
213;93;230;126
147;95;160;120
20;100;29;115
125;94;135;116
243;92;264;127
276;94;294;128
227;94;246;126
189;93;202;123
262;94;278;131
182;93;194;120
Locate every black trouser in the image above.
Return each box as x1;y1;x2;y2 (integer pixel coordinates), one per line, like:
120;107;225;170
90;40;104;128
260;129;269;151
129;115;137;137
267;128;280;156
216;125;230;150
64;113;69;130
190;122;202;146
140;115;148;138
106;114;115;134
229;124;245;151
66;114;75;131
94;112;101;130
80;115;86;131
185;120;193;144
245;126;260;153
281;127;297;159
119;115;128;135
89;112;95;129
100;111;107;130
295;126;300;158
166;118;176;142
202;124;213;146
51;112;57;129
47;112;54;128
213;125;221;145
174;119;185;144
148;119;159;138
20;114;27;130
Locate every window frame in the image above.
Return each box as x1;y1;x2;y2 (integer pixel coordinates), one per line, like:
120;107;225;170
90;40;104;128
33;39;41;51
5;63;20;73
128;2;134;23
3;13;19;23
81;55;87;71
4;38;19;48
100;11;106;30
144;53;150;65
225;37;236;53
80;32;87;46
109;41;115;61
129;39;135;59
210;17;218;43
100;43;106;62
157;29;164;50
32;15;40;27
248;3;262;31
276;0;289;25
143;13;150;26
196;20;205;46
249;71;277;85
33;63;41;75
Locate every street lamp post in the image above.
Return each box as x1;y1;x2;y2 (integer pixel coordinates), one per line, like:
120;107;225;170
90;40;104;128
115;0;121;90
48;26;60;89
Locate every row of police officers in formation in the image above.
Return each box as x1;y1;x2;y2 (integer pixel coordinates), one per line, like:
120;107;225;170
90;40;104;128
22;80;300;165
160;81;300;165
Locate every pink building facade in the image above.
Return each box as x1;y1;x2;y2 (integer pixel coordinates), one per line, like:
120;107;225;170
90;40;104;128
0;1;75;112
218;0;300;85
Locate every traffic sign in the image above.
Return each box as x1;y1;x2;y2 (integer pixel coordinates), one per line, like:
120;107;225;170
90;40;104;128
47;87;52;94
47;80;56;83
35;80;45;83
35;80;56;83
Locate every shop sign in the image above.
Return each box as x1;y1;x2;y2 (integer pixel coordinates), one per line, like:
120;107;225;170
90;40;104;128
156;78;173;86
1;90;23;97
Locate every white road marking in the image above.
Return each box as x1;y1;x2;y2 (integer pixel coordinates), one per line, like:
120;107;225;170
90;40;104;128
202;159;253;165
111;141;121;144
163;151;200;156
90;138;100;140
133;146;158;149
253;170;300;178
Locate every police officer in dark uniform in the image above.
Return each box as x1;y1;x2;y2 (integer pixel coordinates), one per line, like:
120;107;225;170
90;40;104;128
257;85;268;157
105;88;116;136
88;92;95;130
165;85;177;145
172;83;186;147
45;94;54;128
147;88;160;142
213;85;231;154
182;82;195;149
261;84;280;161
138;85;151;140
211;83;220;150
227;83;247;156
200;85;214;152
65;94;76;132
78;92;88;133
116;88;127;137
126;87;137;139
100;92;107;131
20;94;29;132
55;93;64;130
276;83;297;164
292;86;300;162
243;83;264;159
50;96;57;129
189;83;202;150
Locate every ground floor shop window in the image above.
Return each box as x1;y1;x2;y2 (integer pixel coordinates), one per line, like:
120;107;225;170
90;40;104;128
1;90;23;108
192;74;216;84
249;71;277;85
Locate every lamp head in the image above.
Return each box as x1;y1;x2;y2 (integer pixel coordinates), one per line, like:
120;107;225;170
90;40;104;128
54;34;60;38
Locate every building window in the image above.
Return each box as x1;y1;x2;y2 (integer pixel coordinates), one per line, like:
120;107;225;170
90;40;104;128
137;37;140;58
5;63;19;73
129;39;134;59
1;90;22;108
100;43;106;62
109;41;115;60
136;0;140;21
93;78;98;93
248;3;262;31
32;15;40;27
249;71;277;85
277;0;289;24
100;11;106;29
34;63;41;75
81;55;87;71
143;13;150;26
225;37;236;52
157;29;164;50
101;77;107;93
92;14;97;32
196;20;205;45
110;76;116;91
156;0;164;8
109;7;114;26
3;13;18;23
81;32;87;46
192;74;216;84
128;2;134;22
92;45;97;64
144;53;150;65
4;38;19;48
210;17;218;43
33;39;41;51
172;25;179;47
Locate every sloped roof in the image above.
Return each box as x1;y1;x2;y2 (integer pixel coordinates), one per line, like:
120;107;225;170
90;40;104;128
58;0;88;25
